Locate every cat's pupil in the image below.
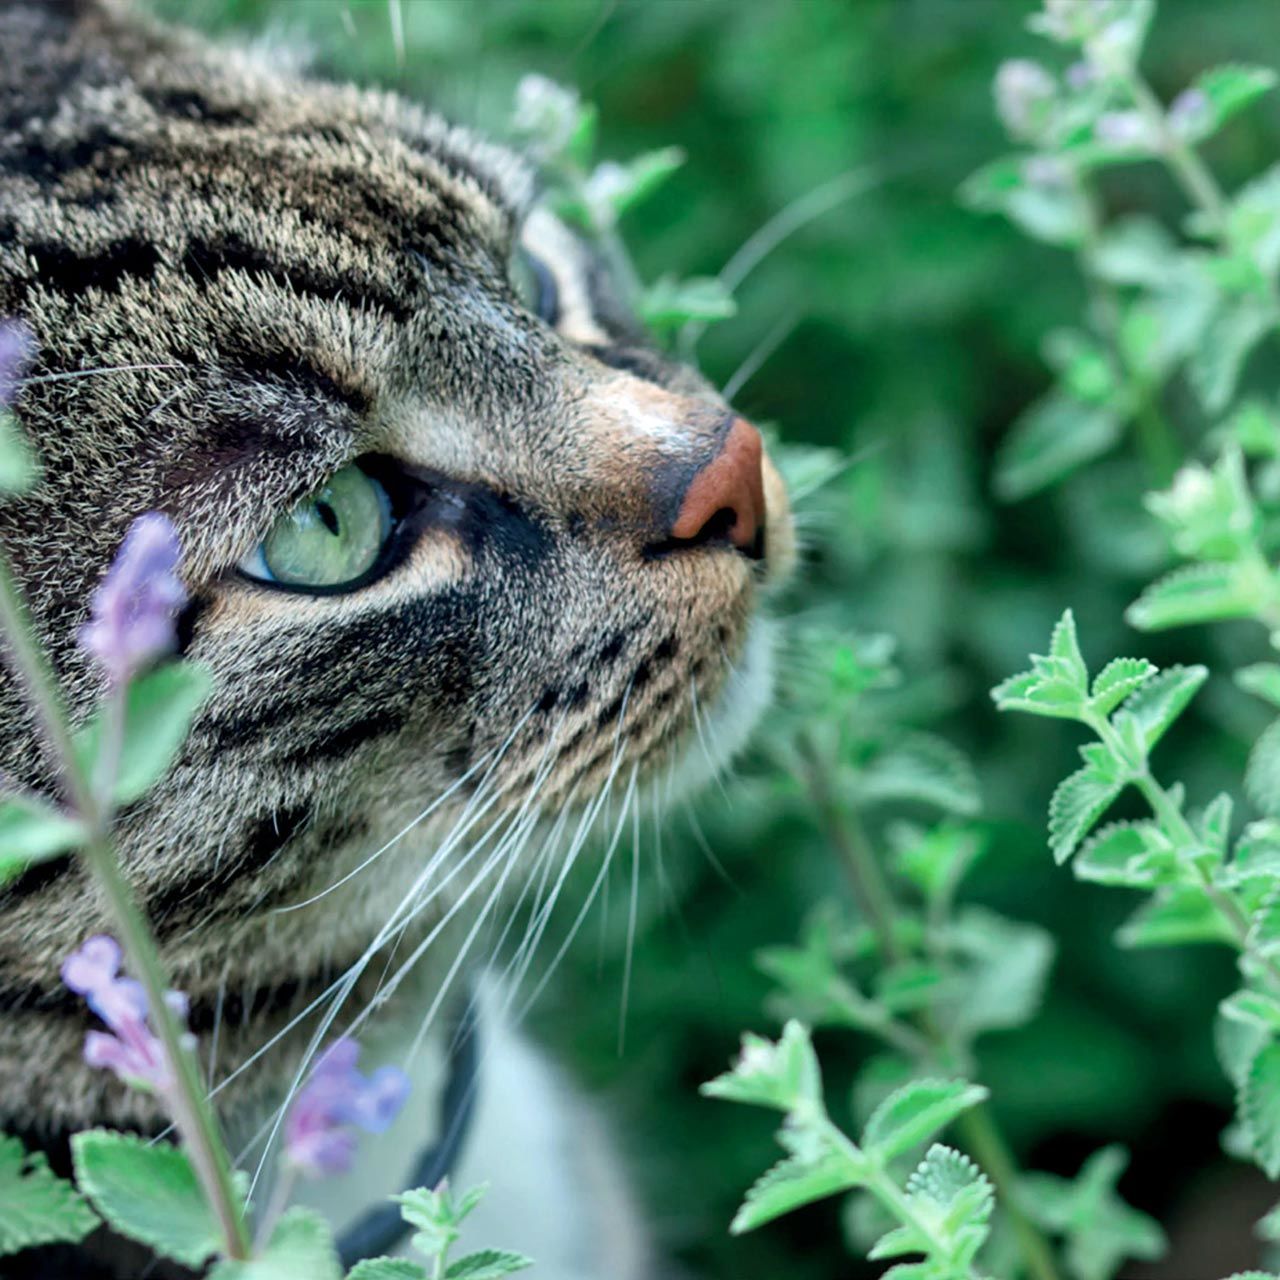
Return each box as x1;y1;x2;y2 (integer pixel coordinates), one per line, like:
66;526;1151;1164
317;501;340;537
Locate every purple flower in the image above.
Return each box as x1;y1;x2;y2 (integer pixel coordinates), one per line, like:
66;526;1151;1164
1168;87;1209;138
994;59;1056;141
62;935;191;1093
0;319;33;408
1095;110;1153;148
78;513;187;684
285;1037;410;1178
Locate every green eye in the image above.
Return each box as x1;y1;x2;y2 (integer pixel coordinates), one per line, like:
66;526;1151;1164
238;464;394;591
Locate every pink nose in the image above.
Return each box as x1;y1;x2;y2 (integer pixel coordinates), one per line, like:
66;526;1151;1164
670;417;766;557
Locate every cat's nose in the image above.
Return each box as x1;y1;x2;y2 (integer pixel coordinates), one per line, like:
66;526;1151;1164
668;417;767;559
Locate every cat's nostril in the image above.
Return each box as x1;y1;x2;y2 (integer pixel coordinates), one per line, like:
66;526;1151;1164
668;417;767;560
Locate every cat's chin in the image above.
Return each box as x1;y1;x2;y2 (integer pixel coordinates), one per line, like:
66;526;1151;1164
660;615;777;804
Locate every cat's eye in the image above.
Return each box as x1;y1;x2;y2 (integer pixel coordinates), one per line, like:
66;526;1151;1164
509;245;559;324
237;464;394;591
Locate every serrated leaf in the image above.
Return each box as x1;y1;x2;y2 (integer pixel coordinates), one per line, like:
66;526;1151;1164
861;1079;988;1164
702;1021;822;1112
1049;764;1125;865
346;1263;427;1280
866;1221;929;1261
1089;658;1156;715
1126;562;1257;631
1251;884;1280;956
1217;1005;1272;1089
1115;665;1207;751
445;1249;534;1279
994;392;1121;500
1238;665;1280;710
941;907;1055;1038
74;663;213;807
1188;295;1275;414
0;794;86;885
905;1143;993;1222
1074;822;1171;888
1221;987;1280;1032
855;732;980;815
1116;886;1236;949
1021;1146;1164;1280
208;1207;340;1280
873;961;944;1014
1243;1041;1280;1177
1247;719;1280;817
0;1133;98;1256
71;1130;235;1268
730;1151;862;1234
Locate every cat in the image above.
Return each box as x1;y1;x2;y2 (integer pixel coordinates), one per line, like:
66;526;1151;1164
0;1;794;1274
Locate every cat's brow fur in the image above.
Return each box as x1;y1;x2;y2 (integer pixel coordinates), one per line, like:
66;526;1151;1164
0;1;791;1268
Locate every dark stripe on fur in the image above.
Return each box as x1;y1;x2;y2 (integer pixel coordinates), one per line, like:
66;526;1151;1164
182;233;413;323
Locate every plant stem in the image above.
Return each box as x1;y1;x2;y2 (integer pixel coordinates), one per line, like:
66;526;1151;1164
798;742;1063;1280
817;1112;984;1280
956;1104;1060;1280
0;553;251;1260
798;736;903;966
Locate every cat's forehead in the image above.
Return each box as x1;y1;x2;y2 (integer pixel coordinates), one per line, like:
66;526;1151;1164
3;0;535;255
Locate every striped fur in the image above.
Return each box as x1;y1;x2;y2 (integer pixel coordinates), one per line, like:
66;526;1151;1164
0;0;794;1252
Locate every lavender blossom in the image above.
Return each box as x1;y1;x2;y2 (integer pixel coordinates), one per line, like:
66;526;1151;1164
994;59;1056;141
0;319;32;408
78;513;187;685
1168;87;1210;138
285;1037;410;1178
62;934;192;1093
1095;109;1153;148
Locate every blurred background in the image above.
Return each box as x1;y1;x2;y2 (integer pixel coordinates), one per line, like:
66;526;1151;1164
150;2;1280;1275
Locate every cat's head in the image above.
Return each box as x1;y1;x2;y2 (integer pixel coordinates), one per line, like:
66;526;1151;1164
0;0;793;958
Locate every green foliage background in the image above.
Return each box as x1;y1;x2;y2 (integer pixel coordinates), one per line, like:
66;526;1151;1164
149;2;1280;1276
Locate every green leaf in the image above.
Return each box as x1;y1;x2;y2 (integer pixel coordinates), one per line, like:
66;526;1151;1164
1126;562;1257;631
1115;665;1208;751
445;1249;534;1279
1217;1005;1272;1089
941;907;1056;1038
208;1208;340;1280
702;1021;823;1113
0;793;86;885
873;961;945;1014
1116;886;1236;949
0;412;38;494
1088;658;1156;715
1221;988;1280;1032
638;275;736;337
1021;1146;1165;1280
1187;295;1275;414
1242;1041;1280;1177
855;732;980;815
1048;764;1125;865
961;157;1088;246
71;1130;235;1268
861;1079;988;1164
346;1263;427;1280
0;1133;98;1256
993;391;1121;500
1250;885;1280;956
75;663;213;806
730;1151;862;1234
1237;664;1280;710
1175;65;1279;143
905;1143;993;1237
1074;822;1172;888
890;823;985;905
1247;719;1280;818
1091;216;1177;286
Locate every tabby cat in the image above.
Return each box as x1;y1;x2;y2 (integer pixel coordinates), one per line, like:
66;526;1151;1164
0;1;794;1274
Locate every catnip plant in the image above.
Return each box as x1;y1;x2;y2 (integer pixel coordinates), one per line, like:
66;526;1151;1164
704;1;1280;1278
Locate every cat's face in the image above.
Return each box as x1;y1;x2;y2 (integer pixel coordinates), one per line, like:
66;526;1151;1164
0;1;792;973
